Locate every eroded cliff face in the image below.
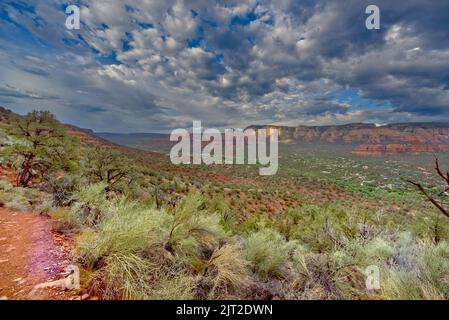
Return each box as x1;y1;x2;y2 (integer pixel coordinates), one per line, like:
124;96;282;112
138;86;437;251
247;123;449;155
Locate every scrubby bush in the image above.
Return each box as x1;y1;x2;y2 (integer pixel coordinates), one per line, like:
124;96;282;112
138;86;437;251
91;253;159;300
74;203;170;268
71;192;248;300
144;269;195;300
420;241;449;297
273;208;302;240
291;247;367;300
245;228;297;278
0;183;41;211
206;195;238;232
50;207;73;233
69;183;110;228
44;173;82;207
339;237;395;268
72;196;191;299
164;193;228;270
80;147;143;196
197;244;251;299
286;204;386;251
34;194;55;214
381;240;449;299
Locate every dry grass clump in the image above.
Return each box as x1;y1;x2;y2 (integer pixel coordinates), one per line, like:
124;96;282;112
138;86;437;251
290;247;366;300
0;179;48;212
196;244;252;299
71;192;252;300
380;239;449;300
245;228;297;278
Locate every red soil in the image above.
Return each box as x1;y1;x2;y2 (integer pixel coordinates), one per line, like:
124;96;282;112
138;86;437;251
0;208;78;300
0;165;16;186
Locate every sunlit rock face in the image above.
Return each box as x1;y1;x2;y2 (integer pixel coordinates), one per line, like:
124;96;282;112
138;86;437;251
247;123;449;155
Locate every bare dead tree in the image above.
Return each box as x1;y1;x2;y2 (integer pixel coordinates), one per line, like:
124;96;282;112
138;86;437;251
408;157;449;219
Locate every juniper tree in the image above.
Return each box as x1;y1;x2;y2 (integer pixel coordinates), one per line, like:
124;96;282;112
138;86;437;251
1;110;78;187
81;147;139;193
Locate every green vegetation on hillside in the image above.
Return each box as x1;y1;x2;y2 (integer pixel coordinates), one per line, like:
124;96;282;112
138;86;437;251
1;109;449;300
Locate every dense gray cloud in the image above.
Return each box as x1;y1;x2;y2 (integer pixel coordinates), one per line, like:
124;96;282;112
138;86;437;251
0;0;448;132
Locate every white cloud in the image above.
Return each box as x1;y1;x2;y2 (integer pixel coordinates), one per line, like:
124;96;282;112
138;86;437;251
1;0;449;132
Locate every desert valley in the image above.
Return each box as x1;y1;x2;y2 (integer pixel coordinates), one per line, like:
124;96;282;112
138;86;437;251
2;106;449;300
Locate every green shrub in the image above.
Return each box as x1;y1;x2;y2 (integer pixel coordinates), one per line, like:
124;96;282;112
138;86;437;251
340;237;395;268
44;173;81;207
206;195;238;232
50;207;73;232
74;204;170;268
0;185;40;211
289;204;385;251
91;253;156;300
273;208;302;240
69;182;109;228
165;194;228;270
351;238;449;300
245;228;297;278
34;194;55;214
73;192;236;299
381;268;446;300
291;246;368;300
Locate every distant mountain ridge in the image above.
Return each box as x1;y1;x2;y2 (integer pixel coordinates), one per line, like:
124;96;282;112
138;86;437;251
95;132;171;153
2;106;449;156
96;122;449;156
246;122;449;155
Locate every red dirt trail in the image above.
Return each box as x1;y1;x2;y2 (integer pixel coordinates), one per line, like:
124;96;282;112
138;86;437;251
0;208;77;300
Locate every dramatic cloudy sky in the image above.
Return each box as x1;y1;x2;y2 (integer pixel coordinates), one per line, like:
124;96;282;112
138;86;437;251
0;0;448;132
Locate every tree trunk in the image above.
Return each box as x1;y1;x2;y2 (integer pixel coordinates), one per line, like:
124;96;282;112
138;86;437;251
17;155;33;187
